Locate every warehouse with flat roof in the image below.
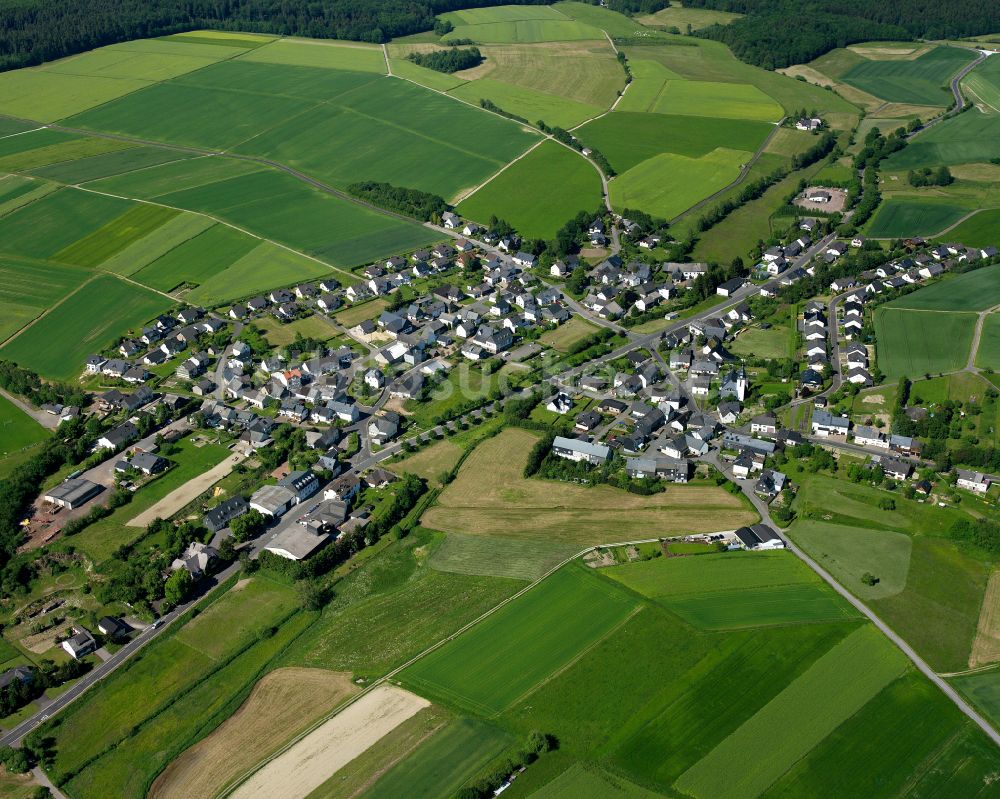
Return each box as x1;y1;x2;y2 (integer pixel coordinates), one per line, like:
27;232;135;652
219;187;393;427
44;478;103;510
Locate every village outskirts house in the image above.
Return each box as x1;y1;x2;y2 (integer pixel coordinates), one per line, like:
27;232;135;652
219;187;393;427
551;436;611;465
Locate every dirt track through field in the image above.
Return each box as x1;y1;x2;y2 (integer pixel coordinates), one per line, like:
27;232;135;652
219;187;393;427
970;571;1000;668
149;668;358;799
127;452;245;527
229;685;430;799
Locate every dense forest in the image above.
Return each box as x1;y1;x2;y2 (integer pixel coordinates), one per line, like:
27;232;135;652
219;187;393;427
408;46;483;73
682;0;1000;68
0;0;551;72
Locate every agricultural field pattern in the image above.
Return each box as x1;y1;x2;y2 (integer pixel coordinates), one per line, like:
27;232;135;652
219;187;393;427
2;3;1000;799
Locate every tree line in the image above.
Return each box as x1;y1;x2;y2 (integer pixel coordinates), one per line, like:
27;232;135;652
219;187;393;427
0;0;554;72
682;0;1000;69
346;181;448;222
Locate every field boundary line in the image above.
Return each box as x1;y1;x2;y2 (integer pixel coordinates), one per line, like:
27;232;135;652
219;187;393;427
216;534;691;798
451;138;546;204
67;152;212;187
0;126;45;141
0;273;99;347
381;44;392;75
73;183;362;284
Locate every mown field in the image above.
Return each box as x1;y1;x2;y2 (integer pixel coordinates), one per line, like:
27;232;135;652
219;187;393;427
638;2;743;30
439;4;605;43
886;110;1000;169
0;274;173;379
890;264;1000;311
448;76;602;129
974;314;1000;370
866;198;971;238
873;307;976;379
429;532;577;582
421;428;757;548
839;46;975;106
457;141;604;239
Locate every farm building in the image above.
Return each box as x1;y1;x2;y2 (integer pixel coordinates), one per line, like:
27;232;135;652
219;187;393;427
733;524;784;550
43;478;103;510
552;436;611;465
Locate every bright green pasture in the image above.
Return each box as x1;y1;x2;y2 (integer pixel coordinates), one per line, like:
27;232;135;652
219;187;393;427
89;155;264;198
873;307;975;379
890;264;1000;311
975;314;1000;370
133;222;257;291
840;46;976;106
866;198;970;237
653;79;782;121
0;258;90;342
554;2;658;38
238;38;387;73
788;520;912;600
42;43;221;83
448;77;602;129
31;146;197;184
530;764;662;799
0;392;46;458
607;621;855;789
0;175;38;206
98;212;215;275
765;673;977;799
675;626;908;799
0;69;150;122
616;59;683;113
458;141;603;239
185;242;337;304
886;110;1000;169
0;187;132;260
904;727;1000;798
938;208;1000;248
0;275;173;379
400;565;638;715
441;4;572;25
177;58;384;101
152;168;440;267
604;550;855;629
610;147;750;219
389;57;468;92
429;532;577;582
52;203;179;268
360;718;510;799
577;111;771;172
639;3;743;30
440;7;604;44
175;576;298;660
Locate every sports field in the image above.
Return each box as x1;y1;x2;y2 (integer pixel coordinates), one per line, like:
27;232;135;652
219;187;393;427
400;565;639;715
610;147;751;219
577;111;771;173
873;307;976;379
867;198;970;238
840;46;975;106
457;141;603;239
421;428;756;547
890;265;1000;311
0;274;173;379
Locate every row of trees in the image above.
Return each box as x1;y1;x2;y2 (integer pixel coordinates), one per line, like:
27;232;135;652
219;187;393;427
346;181;448;222
684;0;1000;69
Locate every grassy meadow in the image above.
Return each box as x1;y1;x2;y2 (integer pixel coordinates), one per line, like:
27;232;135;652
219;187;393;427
866;198;971;238
873;307;976;379
889;264;1000;311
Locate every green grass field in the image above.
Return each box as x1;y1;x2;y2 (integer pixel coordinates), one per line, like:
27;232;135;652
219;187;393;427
577;111;771;173
953;668;1000;728
0;392;47;460
937;208;1000;248
885;110;1000;169
0;135;136;173
840;46;975;106
675;626;908;799
458;141;603;239
530;764;663;798
729;324;793;360
359;717;510;799
975;313;1000;370
238;38;386;72
429;532;577;582
661;584;857;630
0;274;173;379
51;203;179;268
873;307;976;379
867;198;971;238
448;77;602;129
655;79;782;121
610;147;752;219
0;70;151;122
31;146;196;184
788;520;912;600
0;257;91;342
439;6;605;44
890;264;1000;311
554;1;657;37
400;565;639;715
96;213;215;276
538;316;599;351
132;222;258;292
